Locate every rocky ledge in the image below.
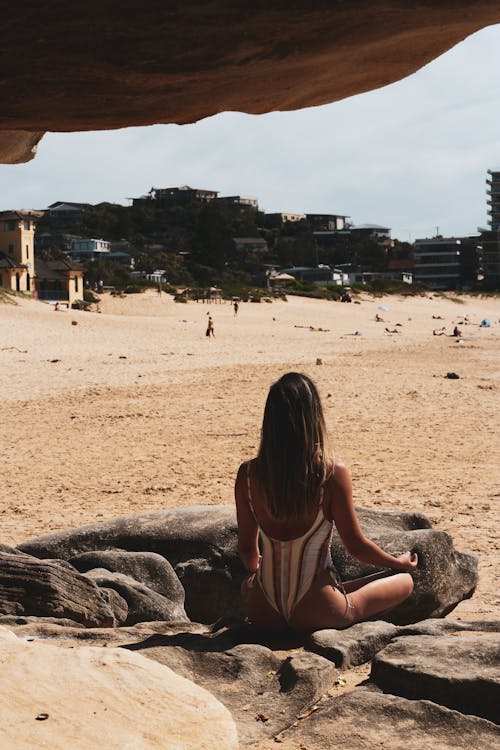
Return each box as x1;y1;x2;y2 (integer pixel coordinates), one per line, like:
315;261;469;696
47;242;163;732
1;506;498;749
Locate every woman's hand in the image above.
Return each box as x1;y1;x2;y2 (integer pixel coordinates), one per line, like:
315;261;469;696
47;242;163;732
395;551;418;571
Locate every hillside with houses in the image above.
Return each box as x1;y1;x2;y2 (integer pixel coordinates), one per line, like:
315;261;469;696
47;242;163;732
1;178;498;306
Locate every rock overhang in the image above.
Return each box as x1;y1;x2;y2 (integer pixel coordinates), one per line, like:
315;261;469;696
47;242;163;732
2;2;500;163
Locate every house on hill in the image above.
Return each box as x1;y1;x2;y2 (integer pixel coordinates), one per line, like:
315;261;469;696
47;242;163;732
233;236;268;253
70;237;111;261
0;209;83;305
34;258;84;305
133;186;219;207
306;214;351;231
0;209;42;292
45;201;90;226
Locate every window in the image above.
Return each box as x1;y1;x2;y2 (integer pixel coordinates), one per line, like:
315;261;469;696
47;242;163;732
26;244;29;258
8;244;14;254
23;220;30;230
75;277;78;292
5;221;16;231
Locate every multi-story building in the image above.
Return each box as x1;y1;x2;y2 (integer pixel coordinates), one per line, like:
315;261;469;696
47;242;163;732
479;229;500;286
134;186;219;207
413;237;462;289
46;201;90;225
481;170;500;286
486;169;500;231
270;212;305;223
70;238;111;261
0;210;42;292
0;209;83;304
217;195;259;209
306;214;350;231
35;231;81;254
350;224;393;246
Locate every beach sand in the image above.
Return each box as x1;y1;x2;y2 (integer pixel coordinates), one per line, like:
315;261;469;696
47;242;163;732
1;290;498;620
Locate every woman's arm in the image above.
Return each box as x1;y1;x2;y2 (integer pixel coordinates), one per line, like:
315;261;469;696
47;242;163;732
235;462;261;573
327;463;418;572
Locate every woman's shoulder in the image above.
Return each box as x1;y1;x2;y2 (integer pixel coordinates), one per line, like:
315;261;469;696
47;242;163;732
236;458;258;479
239;457;258;469
326;457;348;477
324;459;351;490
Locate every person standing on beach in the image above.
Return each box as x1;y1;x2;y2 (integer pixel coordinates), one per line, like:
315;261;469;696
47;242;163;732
206;314;215;338
234;301;239;317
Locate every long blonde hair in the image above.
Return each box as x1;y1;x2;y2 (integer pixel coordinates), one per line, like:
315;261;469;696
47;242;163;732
256;372;329;520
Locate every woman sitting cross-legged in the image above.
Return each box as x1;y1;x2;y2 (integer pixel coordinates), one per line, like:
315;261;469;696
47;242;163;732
235;372;417;632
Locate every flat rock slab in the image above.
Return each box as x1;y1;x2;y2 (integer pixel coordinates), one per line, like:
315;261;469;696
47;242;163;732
308;621;398;668
0;628;238;750
265;687;500;750
371;633;500;723
124;633;336;745
396;618;500;636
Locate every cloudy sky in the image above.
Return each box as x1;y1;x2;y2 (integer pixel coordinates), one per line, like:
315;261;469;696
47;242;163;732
1;24;499;242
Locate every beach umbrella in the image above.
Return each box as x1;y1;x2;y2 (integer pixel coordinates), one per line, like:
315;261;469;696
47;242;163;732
273;273;295;281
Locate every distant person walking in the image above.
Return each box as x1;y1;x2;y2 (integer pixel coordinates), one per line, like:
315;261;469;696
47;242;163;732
206;314;215;338
234;301;239;317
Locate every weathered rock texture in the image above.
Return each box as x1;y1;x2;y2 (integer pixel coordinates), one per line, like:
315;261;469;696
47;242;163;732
19;505;478;625
126;637;337;745
371;633;500;723
0;550;117;627
271;687;500;750
0;628;238;750
2;619;499;748
69;549;185;603
2;2;500;162
308;620;398;668
83;568;188;625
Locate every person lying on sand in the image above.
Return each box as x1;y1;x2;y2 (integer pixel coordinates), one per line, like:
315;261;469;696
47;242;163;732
235;372;417;632
384;327;400;334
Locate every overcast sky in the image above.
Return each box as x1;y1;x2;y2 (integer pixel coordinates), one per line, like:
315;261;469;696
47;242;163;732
1;24;500;242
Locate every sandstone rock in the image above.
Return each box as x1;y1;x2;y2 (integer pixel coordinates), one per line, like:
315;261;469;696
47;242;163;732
0;615;84;628
126;636;336;745
0;130;43;164
371;634;500;723
330;510;478;623
69;549;185;604
2;4;500;163
272;687;500;750
19;506;239;623
98;586;129;625
0;630;238;750
0;551;117;627
396;617;500;637
83;568;188;625
3;620;209;647
18;505;477;625
0;543;29;555
308;621;398;668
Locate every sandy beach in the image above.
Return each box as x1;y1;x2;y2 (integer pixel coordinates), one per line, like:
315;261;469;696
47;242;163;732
1;290;498;620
